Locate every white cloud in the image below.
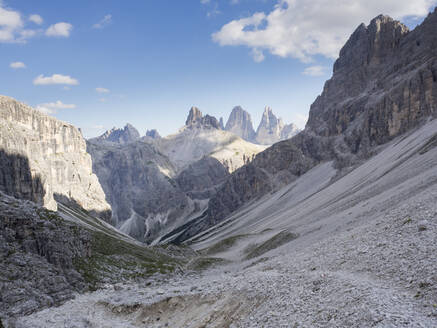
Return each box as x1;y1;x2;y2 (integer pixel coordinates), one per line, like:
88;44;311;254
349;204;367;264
92;124;104;129
251;48;265;62
302;65;328;77
36;100;76;114
33;74;79;86
96;87;110;93
98;98;106;102
10;61;26;69
46;22;72;37
29;14;43;25
200;0;210;4
92;14;112;29
0;4;24;42
213;0;437;62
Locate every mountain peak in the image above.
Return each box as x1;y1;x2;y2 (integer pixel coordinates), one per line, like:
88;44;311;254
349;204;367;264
334;14;409;73
145;129;161;139
185;107;221;129
225;106;255;141
93;123;140;144
185;106;203;126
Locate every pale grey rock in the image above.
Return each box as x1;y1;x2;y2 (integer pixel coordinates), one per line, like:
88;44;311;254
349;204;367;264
90;123;140;144
145;129;161;139
280;123;300;140
225;106;256;142
0;96;111;219
185;107;221;130
86;139;192;243
175;157;230;200
255;106;284;145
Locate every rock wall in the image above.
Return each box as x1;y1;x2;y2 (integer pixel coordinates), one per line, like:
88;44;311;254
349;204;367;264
0;96;111;219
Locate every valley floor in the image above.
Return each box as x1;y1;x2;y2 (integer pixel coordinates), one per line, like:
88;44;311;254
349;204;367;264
11;121;437;328
13;186;437;328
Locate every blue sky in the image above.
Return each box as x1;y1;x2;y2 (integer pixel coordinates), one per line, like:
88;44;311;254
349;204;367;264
1;0;435;138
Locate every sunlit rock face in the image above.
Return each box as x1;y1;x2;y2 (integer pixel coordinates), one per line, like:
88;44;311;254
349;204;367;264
225;106;256;142
0;95;111;219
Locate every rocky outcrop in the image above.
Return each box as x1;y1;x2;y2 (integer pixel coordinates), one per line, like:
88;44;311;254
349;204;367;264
90;123;140;144
86;139;194;243
173;11;437;242
280;123;300;140
253;107;300;144
175;157;230;200
185;107;222;130
0;96;111;219
255;107;284;145
0;191;91;319
145;129;161;139
225;106;256;141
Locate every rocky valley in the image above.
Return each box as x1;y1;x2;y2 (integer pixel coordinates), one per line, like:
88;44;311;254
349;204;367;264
0;6;437;328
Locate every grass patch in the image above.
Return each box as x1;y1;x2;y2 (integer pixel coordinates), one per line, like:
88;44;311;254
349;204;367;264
204;234;249;255
73;229;182;290
244;231;298;260
186;257;228;271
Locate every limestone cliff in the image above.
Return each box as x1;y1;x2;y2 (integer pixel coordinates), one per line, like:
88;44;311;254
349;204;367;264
225;106;256;141
0;96;111;219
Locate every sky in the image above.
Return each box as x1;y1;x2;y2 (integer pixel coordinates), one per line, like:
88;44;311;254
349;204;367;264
1;0;436;138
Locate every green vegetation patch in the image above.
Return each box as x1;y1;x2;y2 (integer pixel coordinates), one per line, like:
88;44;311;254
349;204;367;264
73;229;182;290
204;234;250;255
244;230;299;260
186;257;229;271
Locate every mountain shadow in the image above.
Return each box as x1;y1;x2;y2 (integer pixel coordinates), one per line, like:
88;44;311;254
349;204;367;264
0;149;45;205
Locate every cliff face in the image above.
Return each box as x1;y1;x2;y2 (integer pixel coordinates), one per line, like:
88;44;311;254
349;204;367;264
0;96;111;219
225;106;256;141
89;123;140;144
173;11;437;242
308;14;436;150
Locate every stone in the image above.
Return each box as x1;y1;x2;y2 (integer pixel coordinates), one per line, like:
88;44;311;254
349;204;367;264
225;106;256;142
0;96;111;220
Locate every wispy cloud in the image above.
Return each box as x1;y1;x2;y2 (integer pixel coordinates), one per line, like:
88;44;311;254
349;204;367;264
10;61;26;69
46;22;73;37
93;14;112;29
302;65;328;77
33;74;79;86
36;100;76;114
29;14;43;25
96;87;110;93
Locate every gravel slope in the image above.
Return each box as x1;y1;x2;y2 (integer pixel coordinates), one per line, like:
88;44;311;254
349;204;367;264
13;120;437;328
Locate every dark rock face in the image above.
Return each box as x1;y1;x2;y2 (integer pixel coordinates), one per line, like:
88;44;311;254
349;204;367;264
92;124;141;144
225;106;256;141
0;192;91;319
145;129;161;139
185;107;222;129
0;150;44;205
176;157;230;200
173;11;437;242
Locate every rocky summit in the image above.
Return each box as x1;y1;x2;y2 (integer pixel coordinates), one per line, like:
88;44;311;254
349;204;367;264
225;106;256;141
